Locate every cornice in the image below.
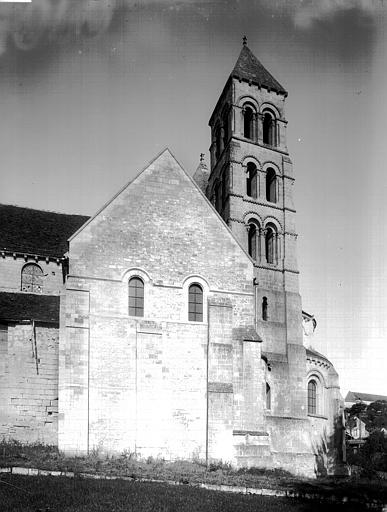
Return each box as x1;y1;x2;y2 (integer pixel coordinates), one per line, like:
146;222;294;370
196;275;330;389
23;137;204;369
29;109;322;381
0;250;64;265
232;135;289;157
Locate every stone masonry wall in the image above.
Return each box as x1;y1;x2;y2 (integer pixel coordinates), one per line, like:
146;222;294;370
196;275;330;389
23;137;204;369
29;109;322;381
59;150;257;458
0;323;59;444
0;256;64;294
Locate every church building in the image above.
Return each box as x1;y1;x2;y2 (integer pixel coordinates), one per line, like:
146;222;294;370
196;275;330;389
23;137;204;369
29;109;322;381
0;42;342;476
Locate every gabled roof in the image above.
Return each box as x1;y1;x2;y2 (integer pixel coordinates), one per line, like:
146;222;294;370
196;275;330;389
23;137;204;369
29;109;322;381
0;204;89;258
232;45;287;96
0;292;60;323
345;391;387;403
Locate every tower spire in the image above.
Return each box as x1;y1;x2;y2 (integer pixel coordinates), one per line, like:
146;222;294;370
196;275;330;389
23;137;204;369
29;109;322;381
243;35;247;46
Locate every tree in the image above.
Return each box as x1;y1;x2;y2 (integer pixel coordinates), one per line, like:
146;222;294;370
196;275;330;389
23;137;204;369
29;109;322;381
363;401;387;433
346;400;387;474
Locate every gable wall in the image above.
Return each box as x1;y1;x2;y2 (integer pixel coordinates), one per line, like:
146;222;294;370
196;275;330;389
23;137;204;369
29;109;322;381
59;153;260;458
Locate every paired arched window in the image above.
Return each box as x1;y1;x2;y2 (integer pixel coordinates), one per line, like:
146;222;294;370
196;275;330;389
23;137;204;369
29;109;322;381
262;110;277;146
128;277;144;317
243;105;254;139
262;297;268;321
266;168;277;203
188;284;203;322
248;223;257;261
265;226;276;264
21;263;43;293
307;379;317;415
246;163;258;199
266;383;271;410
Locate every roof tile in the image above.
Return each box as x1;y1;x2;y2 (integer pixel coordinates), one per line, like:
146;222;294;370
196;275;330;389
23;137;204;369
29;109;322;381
0;292;60;323
0;204;89;258
232;45;287;95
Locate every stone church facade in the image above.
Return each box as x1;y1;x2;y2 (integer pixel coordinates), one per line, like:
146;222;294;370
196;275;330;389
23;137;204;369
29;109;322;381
0;44;342;476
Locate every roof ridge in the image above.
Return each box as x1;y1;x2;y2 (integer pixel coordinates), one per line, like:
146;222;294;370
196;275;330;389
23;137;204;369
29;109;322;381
0;203;90;218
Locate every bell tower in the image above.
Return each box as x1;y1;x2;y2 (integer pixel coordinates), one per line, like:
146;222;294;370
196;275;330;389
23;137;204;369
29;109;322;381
206;39;306;420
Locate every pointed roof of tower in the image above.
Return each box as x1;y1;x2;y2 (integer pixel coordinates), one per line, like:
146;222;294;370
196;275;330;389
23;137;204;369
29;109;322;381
192;153;210;195
232;44;287;96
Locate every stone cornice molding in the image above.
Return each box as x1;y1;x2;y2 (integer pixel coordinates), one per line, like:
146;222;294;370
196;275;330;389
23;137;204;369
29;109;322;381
231;135;289;156
0;250;63;265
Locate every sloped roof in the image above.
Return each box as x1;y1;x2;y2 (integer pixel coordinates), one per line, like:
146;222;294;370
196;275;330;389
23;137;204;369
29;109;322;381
0;204;89;258
306;347;332;366
0;292;60;323
232;45;287;95
345;391;387;403
192;161;210;195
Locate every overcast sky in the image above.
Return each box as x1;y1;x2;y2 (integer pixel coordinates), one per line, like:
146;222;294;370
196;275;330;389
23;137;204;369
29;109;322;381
0;0;386;397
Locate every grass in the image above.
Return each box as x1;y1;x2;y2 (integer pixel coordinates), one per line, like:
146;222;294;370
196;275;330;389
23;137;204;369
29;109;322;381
0;474;373;512
0;440;386;507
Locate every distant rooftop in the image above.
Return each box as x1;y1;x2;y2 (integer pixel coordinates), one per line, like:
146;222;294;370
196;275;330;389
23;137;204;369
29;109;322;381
345;391;387;403
0;204;89;259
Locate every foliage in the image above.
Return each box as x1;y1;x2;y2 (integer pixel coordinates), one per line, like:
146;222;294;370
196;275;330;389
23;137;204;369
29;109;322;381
346;400;387;434
346;400;387;475
365;401;387;433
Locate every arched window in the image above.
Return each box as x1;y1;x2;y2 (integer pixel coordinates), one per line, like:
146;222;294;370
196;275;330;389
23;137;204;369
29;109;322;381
262;297;268;321
215;126;221;160
266;168;277;203
215;180;222;212
128;277;144;317
21;263;43;293
243;106;254;139
188;284;203;322
222;106;229;147
222;167;229;206
266;383;271;410
265;226;276;264
248;223;257;260
262;111;277;146
308;379;317;414
246;163;257;199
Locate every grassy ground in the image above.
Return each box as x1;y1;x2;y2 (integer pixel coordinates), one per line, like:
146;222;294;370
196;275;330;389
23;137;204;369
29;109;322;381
0;474;373;512
0;441;386;507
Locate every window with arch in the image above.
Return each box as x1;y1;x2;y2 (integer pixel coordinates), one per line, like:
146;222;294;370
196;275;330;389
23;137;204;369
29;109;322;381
266;168;277;203
262;110;277;146
265;225;276;264
222;167;229;206
215;180;222;212
128;277;144;317
307;379;317;415
243;105;254;139
248;222;257;260
222;106;229;147
215;125;222;160
262;297;268;321
188;284;203;322
21;263;43;293
266;382;271;410
246;162;258;199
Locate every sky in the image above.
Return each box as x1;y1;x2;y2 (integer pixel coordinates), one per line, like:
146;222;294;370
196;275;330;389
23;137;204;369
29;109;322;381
0;0;386;397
